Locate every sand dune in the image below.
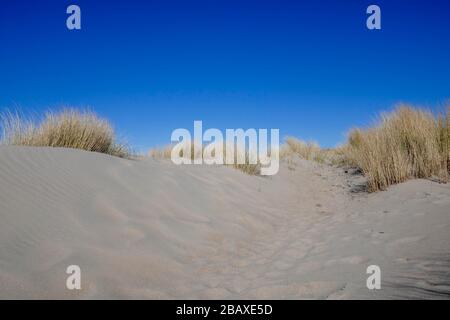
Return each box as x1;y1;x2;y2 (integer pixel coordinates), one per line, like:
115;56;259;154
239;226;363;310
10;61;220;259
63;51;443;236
0;146;449;299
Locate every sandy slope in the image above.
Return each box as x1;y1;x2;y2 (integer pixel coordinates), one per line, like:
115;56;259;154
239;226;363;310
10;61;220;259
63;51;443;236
0;146;449;299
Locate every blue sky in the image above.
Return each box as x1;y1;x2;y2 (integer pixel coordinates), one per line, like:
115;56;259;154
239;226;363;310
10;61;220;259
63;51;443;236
0;0;449;152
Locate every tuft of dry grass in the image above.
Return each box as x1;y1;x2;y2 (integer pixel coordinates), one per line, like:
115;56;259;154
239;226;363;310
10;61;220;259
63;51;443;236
150;141;206;162
149;141;261;175
438;107;450;173
279;106;449;192
281;137;326;163
0;109;130;158
149;144;174;160
318;146;351;166
229;148;261;175
284;137;320;160
344;105;449;192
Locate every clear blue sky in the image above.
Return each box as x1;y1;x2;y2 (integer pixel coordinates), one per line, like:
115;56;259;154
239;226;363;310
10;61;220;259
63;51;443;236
1;0;449;152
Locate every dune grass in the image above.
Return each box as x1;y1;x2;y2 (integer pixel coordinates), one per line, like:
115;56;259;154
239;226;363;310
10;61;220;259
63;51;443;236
149;144;174;160
0;109;130;158
229;148;261;175
344;105;449;192
279;105;449;192
280;137;346;165
3;105;447;188
281;137;322;161
149;141;261;175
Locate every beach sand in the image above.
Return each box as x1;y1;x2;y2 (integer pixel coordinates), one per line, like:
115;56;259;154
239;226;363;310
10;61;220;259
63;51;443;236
0;146;449;299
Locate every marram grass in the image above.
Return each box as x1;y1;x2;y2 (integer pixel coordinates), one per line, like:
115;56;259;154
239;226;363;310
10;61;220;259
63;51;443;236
0;109;130;158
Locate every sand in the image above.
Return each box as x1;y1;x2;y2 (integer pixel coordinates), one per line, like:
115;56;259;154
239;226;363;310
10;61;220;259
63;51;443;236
0;146;449;299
